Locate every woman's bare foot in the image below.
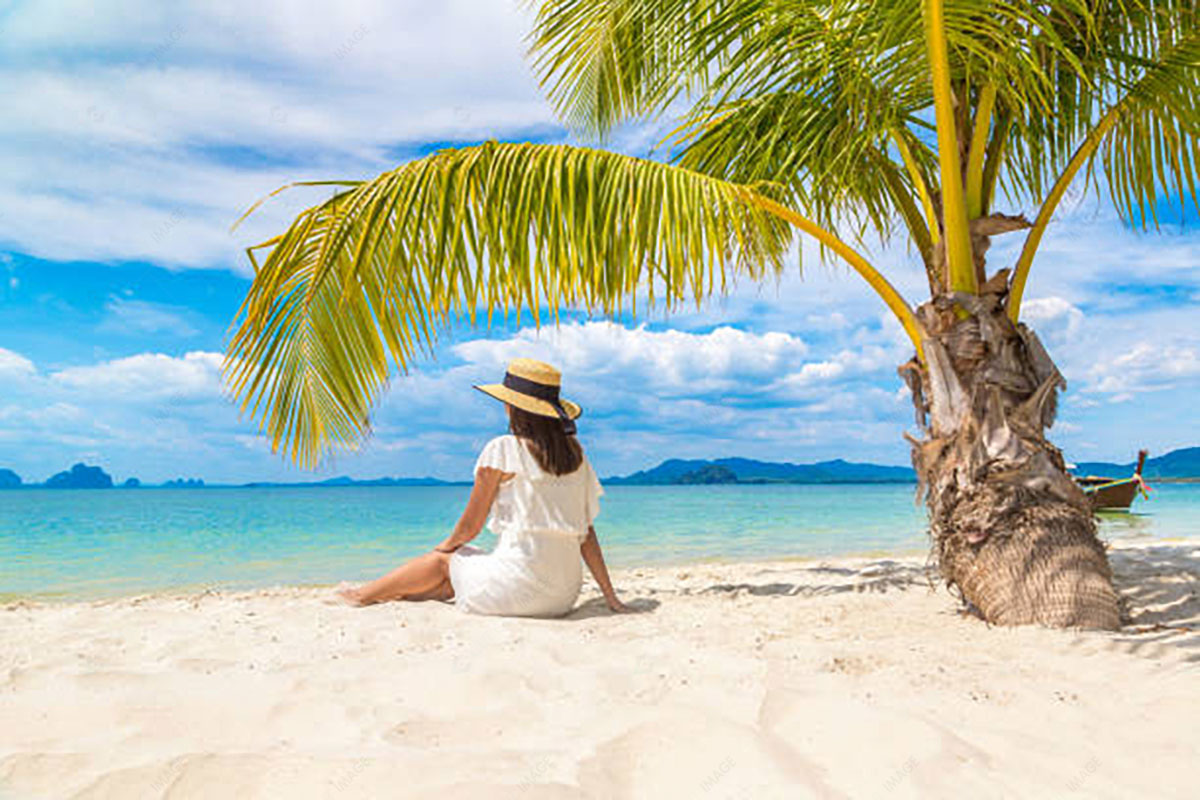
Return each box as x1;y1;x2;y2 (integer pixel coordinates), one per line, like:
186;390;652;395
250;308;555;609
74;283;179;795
334;582;365;607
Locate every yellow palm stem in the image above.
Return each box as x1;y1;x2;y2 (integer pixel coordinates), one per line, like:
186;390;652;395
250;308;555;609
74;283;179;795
965;83;997;218
923;0;975;294
1008;106;1124;322
892;130;940;245
747;193;924;361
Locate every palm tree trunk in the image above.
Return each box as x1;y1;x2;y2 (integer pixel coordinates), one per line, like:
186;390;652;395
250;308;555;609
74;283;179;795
899;283;1121;629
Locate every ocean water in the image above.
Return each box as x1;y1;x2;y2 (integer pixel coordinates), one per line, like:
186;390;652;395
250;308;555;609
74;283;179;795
2;483;1197;601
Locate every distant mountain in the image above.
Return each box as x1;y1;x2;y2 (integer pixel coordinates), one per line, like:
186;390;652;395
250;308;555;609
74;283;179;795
608;457;915;485
1072;447;1200;480
240;475;458;488
676;464;739;485
0;468;21;489
162;478;205;488
319;476;454;487
45;463;113;489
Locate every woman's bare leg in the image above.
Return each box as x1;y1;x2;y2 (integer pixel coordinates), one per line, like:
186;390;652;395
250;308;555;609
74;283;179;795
341;551;454;606
400;578;455;602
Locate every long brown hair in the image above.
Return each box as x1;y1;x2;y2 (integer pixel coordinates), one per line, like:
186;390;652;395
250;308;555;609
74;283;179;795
507;405;583;476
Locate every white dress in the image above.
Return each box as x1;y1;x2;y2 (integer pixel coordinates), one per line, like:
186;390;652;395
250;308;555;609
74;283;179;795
449;434;604;617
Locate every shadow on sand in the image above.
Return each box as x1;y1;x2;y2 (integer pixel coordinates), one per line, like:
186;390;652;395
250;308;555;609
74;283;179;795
1108;543;1200;661
563;560;929;620
698;560;931;599
565;544;1197;661
565;596;661;620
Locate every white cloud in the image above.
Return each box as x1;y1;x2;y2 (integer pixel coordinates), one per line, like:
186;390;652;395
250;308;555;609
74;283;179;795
1086;343;1200;397
99;296;199;337
1020;296;1085;342
0;347;36;380
51;351;224;400
453;321;811;398
804;311;849;330
12;402;88;427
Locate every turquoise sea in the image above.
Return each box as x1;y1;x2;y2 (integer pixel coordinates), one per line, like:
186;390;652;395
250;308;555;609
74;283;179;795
2;484;1198;601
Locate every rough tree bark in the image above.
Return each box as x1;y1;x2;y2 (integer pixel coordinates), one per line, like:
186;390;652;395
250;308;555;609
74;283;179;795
899;257;1122;630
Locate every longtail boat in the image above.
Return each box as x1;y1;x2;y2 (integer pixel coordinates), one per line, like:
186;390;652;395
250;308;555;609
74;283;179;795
1074;450;1152;511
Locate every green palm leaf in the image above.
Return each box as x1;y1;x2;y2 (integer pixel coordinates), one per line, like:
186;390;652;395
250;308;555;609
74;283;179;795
226;142;792;466
672;90;914;251
1009;22;1200;318
527;0;731;139
1096;24;1200;227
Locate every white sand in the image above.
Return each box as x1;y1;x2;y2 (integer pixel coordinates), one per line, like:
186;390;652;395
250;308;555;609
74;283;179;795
2;541;1197;799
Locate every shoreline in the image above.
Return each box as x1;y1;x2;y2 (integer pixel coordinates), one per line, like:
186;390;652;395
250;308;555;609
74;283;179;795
0;556;930;609
3;550;931;609
1;535;1193;607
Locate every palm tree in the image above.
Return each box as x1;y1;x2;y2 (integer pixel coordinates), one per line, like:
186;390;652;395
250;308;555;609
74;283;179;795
227;0;1198;629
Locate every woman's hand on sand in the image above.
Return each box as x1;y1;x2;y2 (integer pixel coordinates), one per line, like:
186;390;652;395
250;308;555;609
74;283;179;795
606;597;632;613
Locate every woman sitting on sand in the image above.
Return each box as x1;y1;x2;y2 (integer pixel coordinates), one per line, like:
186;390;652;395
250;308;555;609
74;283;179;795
339;358;629;616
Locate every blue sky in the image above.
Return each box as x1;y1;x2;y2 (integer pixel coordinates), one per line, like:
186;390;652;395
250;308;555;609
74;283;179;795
0;0;1197;484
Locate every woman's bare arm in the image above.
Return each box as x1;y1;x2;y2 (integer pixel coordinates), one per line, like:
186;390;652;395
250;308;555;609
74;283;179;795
580;526;629;612
433;468;506;553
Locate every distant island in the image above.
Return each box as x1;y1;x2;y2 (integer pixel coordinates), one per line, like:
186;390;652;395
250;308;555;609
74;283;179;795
608;457;917;485
0;463;207;490
162;478;206;488
0;462;462;490
2;446;1199;489
241;476;456;488
609;448;1200;486
1071;447;1200;481
44;463;113;489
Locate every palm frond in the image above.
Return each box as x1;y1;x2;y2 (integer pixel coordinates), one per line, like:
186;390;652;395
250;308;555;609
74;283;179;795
1009;20;1200;319
1096;21;1200;227
226;142;793;466
671;90;910;253
526;0;730;139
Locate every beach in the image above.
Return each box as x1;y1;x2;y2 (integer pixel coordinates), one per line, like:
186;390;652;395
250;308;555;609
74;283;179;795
3;0;1197;796
2;541;1197;799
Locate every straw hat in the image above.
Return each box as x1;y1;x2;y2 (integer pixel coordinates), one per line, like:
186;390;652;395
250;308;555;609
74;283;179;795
474;358;582;431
